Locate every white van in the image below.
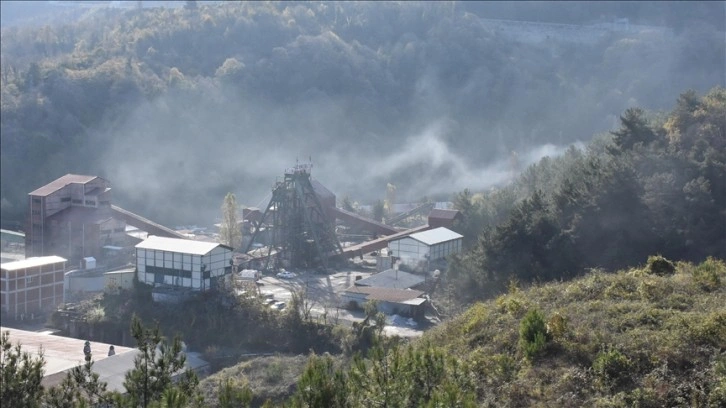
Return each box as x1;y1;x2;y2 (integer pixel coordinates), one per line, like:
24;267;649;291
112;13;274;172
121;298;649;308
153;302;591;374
239;269;262;281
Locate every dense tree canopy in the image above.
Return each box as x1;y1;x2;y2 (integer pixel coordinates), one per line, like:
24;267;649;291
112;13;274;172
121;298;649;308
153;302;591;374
1;2;723;226
447;87;726;306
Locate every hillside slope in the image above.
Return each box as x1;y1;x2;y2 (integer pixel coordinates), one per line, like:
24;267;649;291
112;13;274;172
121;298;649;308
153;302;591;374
423;256;725;406
197;257;725;407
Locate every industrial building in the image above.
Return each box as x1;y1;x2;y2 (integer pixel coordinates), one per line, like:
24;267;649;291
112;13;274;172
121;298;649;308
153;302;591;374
135;236;233;291
354;268;426;290
26;175;121;263
25;174;187;268
387;227;463;271
341;286;428;320
427;209;463;229
1;256;67;319
245;164;342;272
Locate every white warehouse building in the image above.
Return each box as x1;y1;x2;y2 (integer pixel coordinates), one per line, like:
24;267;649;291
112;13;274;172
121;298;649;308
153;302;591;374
387;227;463;271
135;236;233;291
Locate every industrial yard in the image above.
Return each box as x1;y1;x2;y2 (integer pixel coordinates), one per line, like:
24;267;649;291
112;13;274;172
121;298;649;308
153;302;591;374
253;262;437;337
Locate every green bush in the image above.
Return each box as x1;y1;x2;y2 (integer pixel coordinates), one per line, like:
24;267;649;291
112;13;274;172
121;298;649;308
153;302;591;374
496;295;527;317
264;360;284;384
593;347;631;389
547;312;568;340
693;257;724;291
645;255;675;276
686;312;726;348
519;309;550;360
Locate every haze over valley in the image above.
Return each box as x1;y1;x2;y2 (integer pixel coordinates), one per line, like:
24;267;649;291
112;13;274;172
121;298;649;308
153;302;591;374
1;1;723;227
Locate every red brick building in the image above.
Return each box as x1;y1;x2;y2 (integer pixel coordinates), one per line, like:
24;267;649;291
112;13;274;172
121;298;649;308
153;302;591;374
1;256;67;319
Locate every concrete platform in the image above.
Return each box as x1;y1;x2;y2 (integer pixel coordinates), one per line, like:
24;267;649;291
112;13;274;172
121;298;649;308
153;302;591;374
1;326;209;393
1;326;135;388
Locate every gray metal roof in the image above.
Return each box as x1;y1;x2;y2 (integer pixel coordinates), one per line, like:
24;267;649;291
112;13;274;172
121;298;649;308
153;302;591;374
135;235;231;255
405;227;463;246
427;209;461;220
354;269;425;290
1;256;67;271
344;286;424;302
29;174;102;196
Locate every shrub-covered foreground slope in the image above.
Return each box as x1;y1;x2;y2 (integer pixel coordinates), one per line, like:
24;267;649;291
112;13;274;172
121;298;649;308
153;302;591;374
199;258;724;407
423;257;726;407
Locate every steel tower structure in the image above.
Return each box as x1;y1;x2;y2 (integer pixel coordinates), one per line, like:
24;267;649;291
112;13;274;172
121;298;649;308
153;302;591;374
245;164;343;272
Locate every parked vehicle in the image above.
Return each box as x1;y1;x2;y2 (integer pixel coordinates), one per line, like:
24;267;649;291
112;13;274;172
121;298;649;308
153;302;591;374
276;270;297;279
239;269;261;281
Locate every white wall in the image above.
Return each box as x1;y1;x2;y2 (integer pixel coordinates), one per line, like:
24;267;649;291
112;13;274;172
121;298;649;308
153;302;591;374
136;246;232;291
428;238;462;261
388;237;429;264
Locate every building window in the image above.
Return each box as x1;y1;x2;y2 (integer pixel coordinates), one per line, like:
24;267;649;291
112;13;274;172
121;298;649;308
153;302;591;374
85;200;95;206
32;198;41;204
61;197;71;202
72;199;82;204
113;227;125;233
26;276;33;284
146;265;192;279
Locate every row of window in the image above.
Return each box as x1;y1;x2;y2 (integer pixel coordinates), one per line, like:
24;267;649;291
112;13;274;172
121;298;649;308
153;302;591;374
101;227;126;234
146;265;194;279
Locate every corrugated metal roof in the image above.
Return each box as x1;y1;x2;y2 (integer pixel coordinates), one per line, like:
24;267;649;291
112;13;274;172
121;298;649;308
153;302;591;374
344;285;424;303
29;174;101;196
135;235;231;255
1;256;67;271
428;209;461;220
406;227;463;246
354;269;425;290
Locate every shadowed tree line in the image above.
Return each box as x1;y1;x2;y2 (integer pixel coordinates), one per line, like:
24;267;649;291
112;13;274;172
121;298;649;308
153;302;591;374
447;87;726;307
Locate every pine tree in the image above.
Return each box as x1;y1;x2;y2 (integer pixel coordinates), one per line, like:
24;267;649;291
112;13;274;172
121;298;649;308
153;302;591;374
123;315;199;408
0;331;45;408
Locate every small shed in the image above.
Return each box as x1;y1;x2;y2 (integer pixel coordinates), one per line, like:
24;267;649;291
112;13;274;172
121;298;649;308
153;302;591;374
82;257;96;270
427;209;463;229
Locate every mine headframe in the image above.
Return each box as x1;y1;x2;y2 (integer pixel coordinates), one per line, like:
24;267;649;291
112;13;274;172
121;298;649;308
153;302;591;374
245;164;343;273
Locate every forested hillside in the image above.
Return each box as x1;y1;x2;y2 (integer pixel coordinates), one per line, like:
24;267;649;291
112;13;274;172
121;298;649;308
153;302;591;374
1;1;723;226
444;87;726;309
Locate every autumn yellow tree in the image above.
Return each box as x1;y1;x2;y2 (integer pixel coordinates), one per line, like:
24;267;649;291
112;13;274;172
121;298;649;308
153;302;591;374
219;192;242;250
